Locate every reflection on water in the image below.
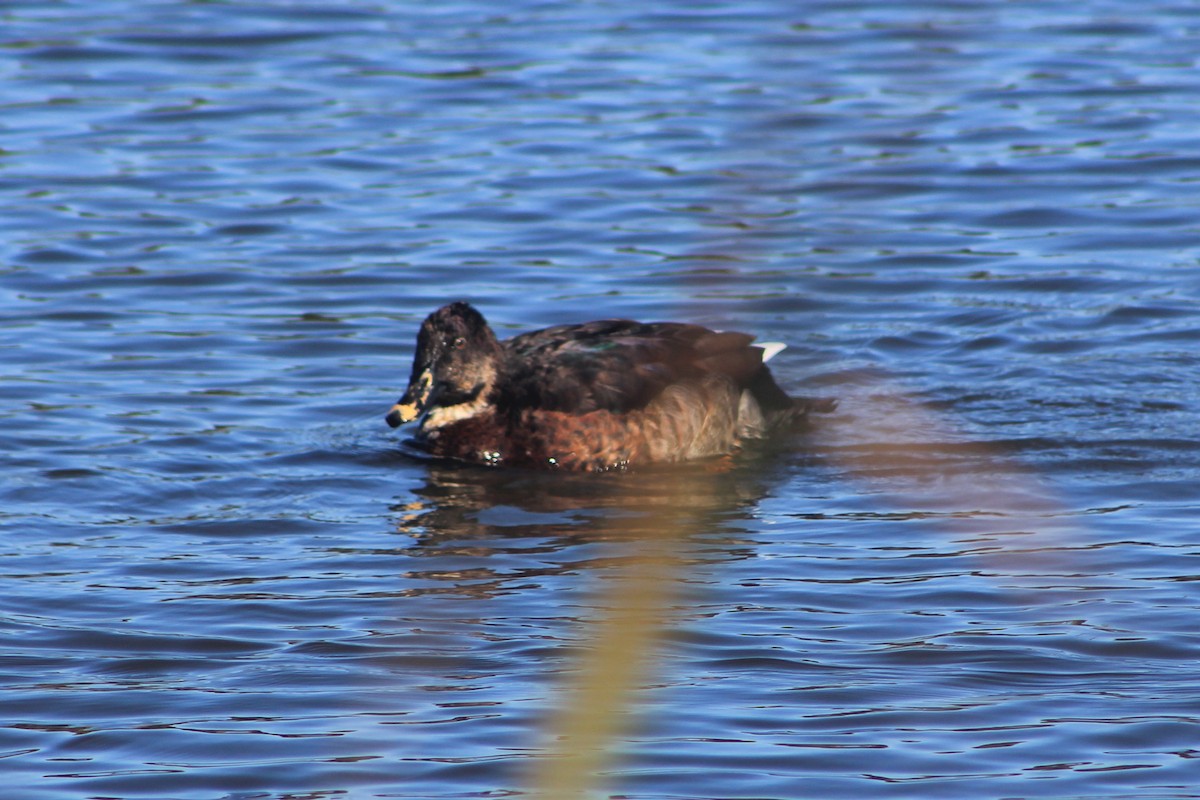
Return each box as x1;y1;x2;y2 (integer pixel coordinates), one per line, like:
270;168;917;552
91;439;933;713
399;459;778;542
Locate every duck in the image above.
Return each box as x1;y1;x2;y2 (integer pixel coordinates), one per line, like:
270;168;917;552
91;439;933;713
385;302;834;471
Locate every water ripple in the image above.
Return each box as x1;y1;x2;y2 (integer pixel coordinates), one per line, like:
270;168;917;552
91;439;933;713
3;1;1200;798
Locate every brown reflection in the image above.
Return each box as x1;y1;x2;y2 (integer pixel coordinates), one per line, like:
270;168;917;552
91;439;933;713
810;370;1077;595
392;457;778;548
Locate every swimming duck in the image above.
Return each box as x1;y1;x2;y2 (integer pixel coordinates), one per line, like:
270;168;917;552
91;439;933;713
385;302;834;471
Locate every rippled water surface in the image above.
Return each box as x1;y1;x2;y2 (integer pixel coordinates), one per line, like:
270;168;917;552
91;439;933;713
4;1;1200;798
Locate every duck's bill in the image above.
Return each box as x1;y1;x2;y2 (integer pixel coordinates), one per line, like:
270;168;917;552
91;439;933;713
385;402;420;428
386;371;435;428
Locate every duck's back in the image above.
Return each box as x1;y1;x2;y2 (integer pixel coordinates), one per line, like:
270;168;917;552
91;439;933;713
498;319;766;417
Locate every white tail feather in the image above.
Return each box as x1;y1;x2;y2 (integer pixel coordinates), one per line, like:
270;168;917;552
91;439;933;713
758;342;787;362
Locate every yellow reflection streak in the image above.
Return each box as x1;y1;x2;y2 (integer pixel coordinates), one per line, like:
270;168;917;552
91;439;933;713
527;538;676;799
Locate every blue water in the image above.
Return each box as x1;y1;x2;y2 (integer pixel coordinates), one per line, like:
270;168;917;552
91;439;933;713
3;1;1200;798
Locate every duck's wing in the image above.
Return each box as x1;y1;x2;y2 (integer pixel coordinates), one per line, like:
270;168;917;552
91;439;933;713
500;319;767;414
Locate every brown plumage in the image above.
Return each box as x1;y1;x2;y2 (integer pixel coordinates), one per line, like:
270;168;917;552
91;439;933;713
385;302;834;471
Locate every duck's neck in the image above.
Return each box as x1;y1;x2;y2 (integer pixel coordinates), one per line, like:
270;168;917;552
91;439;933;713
422;361;500;430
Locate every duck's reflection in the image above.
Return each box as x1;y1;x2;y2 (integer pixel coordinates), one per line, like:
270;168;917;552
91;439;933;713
392;455;780;549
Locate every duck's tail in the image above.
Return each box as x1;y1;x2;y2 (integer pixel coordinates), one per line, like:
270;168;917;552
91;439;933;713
738;364;836;438
787;393;838;422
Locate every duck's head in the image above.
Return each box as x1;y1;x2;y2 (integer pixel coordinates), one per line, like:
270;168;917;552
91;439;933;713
386;302;502;429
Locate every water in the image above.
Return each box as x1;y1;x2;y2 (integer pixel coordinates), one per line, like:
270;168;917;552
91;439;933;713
3;1;1200;798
